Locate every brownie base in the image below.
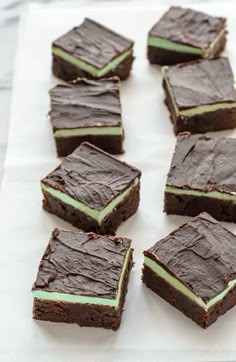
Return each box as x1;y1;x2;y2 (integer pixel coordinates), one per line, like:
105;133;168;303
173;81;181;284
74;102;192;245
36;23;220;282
52;52;134;81
42;182;140;235
142;264;236;328
33;253;133;330
147;31;226;65
148;46;201;65
54;134;124;157
164;191;236;223
163;80;236;135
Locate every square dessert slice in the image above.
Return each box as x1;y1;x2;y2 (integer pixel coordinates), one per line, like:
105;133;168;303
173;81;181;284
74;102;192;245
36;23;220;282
52;18;134;81
41;142;141;235
142;213;236;328
32;229;133;330
162;57;236;134
147;6;226;65
164;133;236;222
50;77;124;157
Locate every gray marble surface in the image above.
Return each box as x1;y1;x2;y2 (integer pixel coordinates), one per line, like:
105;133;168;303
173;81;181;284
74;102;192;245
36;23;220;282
0;0;228;183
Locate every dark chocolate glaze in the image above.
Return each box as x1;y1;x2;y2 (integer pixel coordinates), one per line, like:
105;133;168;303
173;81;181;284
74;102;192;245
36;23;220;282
149;6;225;49
166;58;236;109
166;133;236;194
50;78;121;130
53;18;134;69
145;213;236;301
42;142;141;209
33;229;132;299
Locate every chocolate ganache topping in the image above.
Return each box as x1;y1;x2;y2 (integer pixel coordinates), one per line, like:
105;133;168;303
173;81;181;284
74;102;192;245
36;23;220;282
33;229;132;298
50;78;121;130
167;133;236;194
53;18;134;69
42;142;141;209
150;6;225;49
145;213;236;301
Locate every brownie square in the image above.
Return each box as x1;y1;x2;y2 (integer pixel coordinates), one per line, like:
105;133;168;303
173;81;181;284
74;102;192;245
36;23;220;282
52;18;134;81
164;133;236;222
148;6;226;65
142;213;236;328
50;77;124;157
162;57;236;134
32;229;133;330
41;142;141;235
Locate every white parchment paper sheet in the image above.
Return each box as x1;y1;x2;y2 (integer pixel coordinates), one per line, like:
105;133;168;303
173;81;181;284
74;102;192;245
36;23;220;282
1;2;236;361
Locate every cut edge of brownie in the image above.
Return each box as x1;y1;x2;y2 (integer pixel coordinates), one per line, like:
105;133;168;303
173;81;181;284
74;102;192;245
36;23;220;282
142;263;236;328
148;45;203;66
54;133;124;157
52;50;134;81
42;180;140;235
164;190;236;223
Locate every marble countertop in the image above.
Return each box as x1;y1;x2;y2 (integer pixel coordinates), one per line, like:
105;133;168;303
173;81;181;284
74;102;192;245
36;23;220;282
0;0;229;183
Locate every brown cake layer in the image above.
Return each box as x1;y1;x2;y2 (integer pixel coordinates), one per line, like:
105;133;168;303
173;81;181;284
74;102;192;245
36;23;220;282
163;79;236;135
148;46;201;65
147;28;226;66
55;134;124;157
52;53;134;81
142;265;236;328
33;252;133;330
164;191;236;223
42;182;140;235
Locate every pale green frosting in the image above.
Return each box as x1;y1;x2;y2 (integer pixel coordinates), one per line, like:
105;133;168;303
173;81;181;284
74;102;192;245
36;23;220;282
148;35;203;55
162;66;236;117
165;185;236;202
53;47;132;77
54;126;123;138
144;256;236;310
33;248;131;308
180;102;236;117
41;178;139;224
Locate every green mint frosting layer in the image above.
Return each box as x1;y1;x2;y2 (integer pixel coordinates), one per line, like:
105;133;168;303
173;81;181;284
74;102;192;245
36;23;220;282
41;178;139;224
165;185;236;202
54;126;123;138
144;256;236;310
53;47;132;77
33;248;131;308
180;102;236;117
148;36;203;55
162;66;236;117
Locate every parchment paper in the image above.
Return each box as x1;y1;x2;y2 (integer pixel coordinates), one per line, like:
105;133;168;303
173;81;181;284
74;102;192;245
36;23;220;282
1;2;236;361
